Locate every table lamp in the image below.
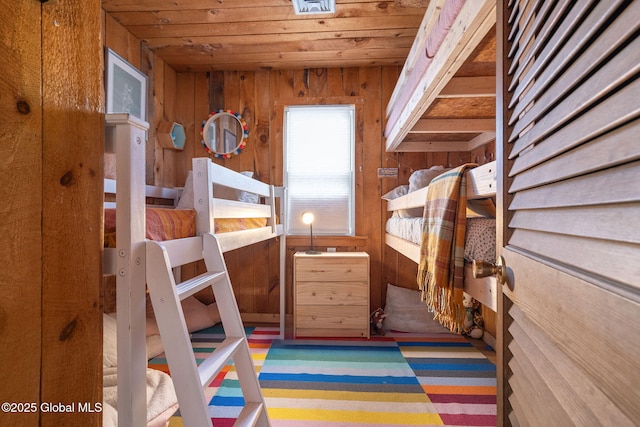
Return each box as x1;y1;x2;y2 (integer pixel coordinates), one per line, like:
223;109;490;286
301;212;321;254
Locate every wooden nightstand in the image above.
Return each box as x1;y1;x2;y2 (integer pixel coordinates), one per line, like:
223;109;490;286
293;251;370;338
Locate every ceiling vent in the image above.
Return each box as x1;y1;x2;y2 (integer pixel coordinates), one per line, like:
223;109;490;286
292;0;336;15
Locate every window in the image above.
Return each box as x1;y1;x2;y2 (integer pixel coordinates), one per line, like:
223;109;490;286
284;104;355;235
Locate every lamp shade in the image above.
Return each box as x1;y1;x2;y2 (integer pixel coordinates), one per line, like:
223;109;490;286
301;212;314;225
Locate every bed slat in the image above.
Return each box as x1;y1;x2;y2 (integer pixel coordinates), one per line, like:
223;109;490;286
217;225;284;253
212;199;272;219
387;161;497;211
208;161;271;197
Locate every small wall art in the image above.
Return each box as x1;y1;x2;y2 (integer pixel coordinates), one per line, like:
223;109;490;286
105;48;147;121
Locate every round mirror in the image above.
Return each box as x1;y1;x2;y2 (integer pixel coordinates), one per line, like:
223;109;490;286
201;110;248;158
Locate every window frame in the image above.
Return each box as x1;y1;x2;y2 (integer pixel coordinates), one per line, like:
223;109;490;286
284;104;356;236
275;96;364;238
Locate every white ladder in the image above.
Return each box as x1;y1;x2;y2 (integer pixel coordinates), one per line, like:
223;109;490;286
146;233;270;427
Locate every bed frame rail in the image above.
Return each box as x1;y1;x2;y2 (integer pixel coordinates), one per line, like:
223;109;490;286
192;157;285;248
387;161;497;213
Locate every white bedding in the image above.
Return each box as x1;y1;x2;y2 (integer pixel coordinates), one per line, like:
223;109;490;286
103;313;179;426
103;367;178;427
386;216;496;262
385;216;423;245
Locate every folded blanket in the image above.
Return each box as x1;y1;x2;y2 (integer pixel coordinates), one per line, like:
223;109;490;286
103;367;178;427
417;164;476;333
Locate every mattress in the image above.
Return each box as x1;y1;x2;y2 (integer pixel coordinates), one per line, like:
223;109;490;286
385;216;423;246
104;208;267;248
386;216;496;262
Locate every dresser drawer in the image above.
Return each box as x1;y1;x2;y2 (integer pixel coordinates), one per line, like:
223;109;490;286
296;281;368;306
295;257;368;282
295;305;369;337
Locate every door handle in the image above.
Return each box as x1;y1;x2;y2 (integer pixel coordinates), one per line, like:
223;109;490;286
472;255;507;285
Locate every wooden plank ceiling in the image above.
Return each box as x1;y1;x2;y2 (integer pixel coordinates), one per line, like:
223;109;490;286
102;0;429;72
102;0;496;153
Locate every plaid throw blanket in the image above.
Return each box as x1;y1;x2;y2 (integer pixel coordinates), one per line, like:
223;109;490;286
417;164;476;333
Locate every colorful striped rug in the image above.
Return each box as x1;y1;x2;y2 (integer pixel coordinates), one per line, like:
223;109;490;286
150;327;496;426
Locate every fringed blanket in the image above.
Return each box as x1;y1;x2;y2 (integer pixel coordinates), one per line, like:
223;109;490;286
417;164;476;333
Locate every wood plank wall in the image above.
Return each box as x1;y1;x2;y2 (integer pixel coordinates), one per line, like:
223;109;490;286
1;2;103;426
1;2;44;425
104;17;496;330
154;67;496;323
42;1;104;423
155;67;405;320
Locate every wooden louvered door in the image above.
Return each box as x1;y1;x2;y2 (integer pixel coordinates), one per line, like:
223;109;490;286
497;1;640;426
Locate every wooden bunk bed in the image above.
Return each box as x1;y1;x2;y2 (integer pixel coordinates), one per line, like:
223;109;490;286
384;161;497;311
385;0;496;152
103;113;284;426
382;0;498;341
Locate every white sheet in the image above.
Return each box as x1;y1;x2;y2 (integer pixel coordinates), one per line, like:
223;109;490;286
385;216;496;261
385;216;423;245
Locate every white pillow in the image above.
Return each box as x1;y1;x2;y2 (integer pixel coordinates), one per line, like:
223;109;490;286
181;296;220;332
408;165;449;192
382;185;422;218
104;313;168;364
103;313;118;368
381;185;409;201
146;296;220;336
146;334;164;360
384;283;448;333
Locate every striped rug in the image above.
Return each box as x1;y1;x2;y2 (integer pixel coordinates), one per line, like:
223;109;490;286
152;327;496;426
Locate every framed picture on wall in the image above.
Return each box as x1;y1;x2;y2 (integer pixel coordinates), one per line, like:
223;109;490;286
105;48;147;121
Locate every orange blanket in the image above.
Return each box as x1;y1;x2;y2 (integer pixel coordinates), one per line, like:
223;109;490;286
104;208;267;248
104;208;196;247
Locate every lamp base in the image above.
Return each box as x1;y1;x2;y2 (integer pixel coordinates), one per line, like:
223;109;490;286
305;250;322;255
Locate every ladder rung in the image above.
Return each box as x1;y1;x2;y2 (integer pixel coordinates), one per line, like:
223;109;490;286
198;337;244;388
234;402;264;427
176;271;225;301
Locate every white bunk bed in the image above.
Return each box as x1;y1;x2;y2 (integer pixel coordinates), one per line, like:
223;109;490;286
384;161;498;312
382;0;498;325
103;114;285;426
384;0;496;152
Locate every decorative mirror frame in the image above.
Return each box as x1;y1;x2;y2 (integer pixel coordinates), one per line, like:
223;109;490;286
200;110;249;159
